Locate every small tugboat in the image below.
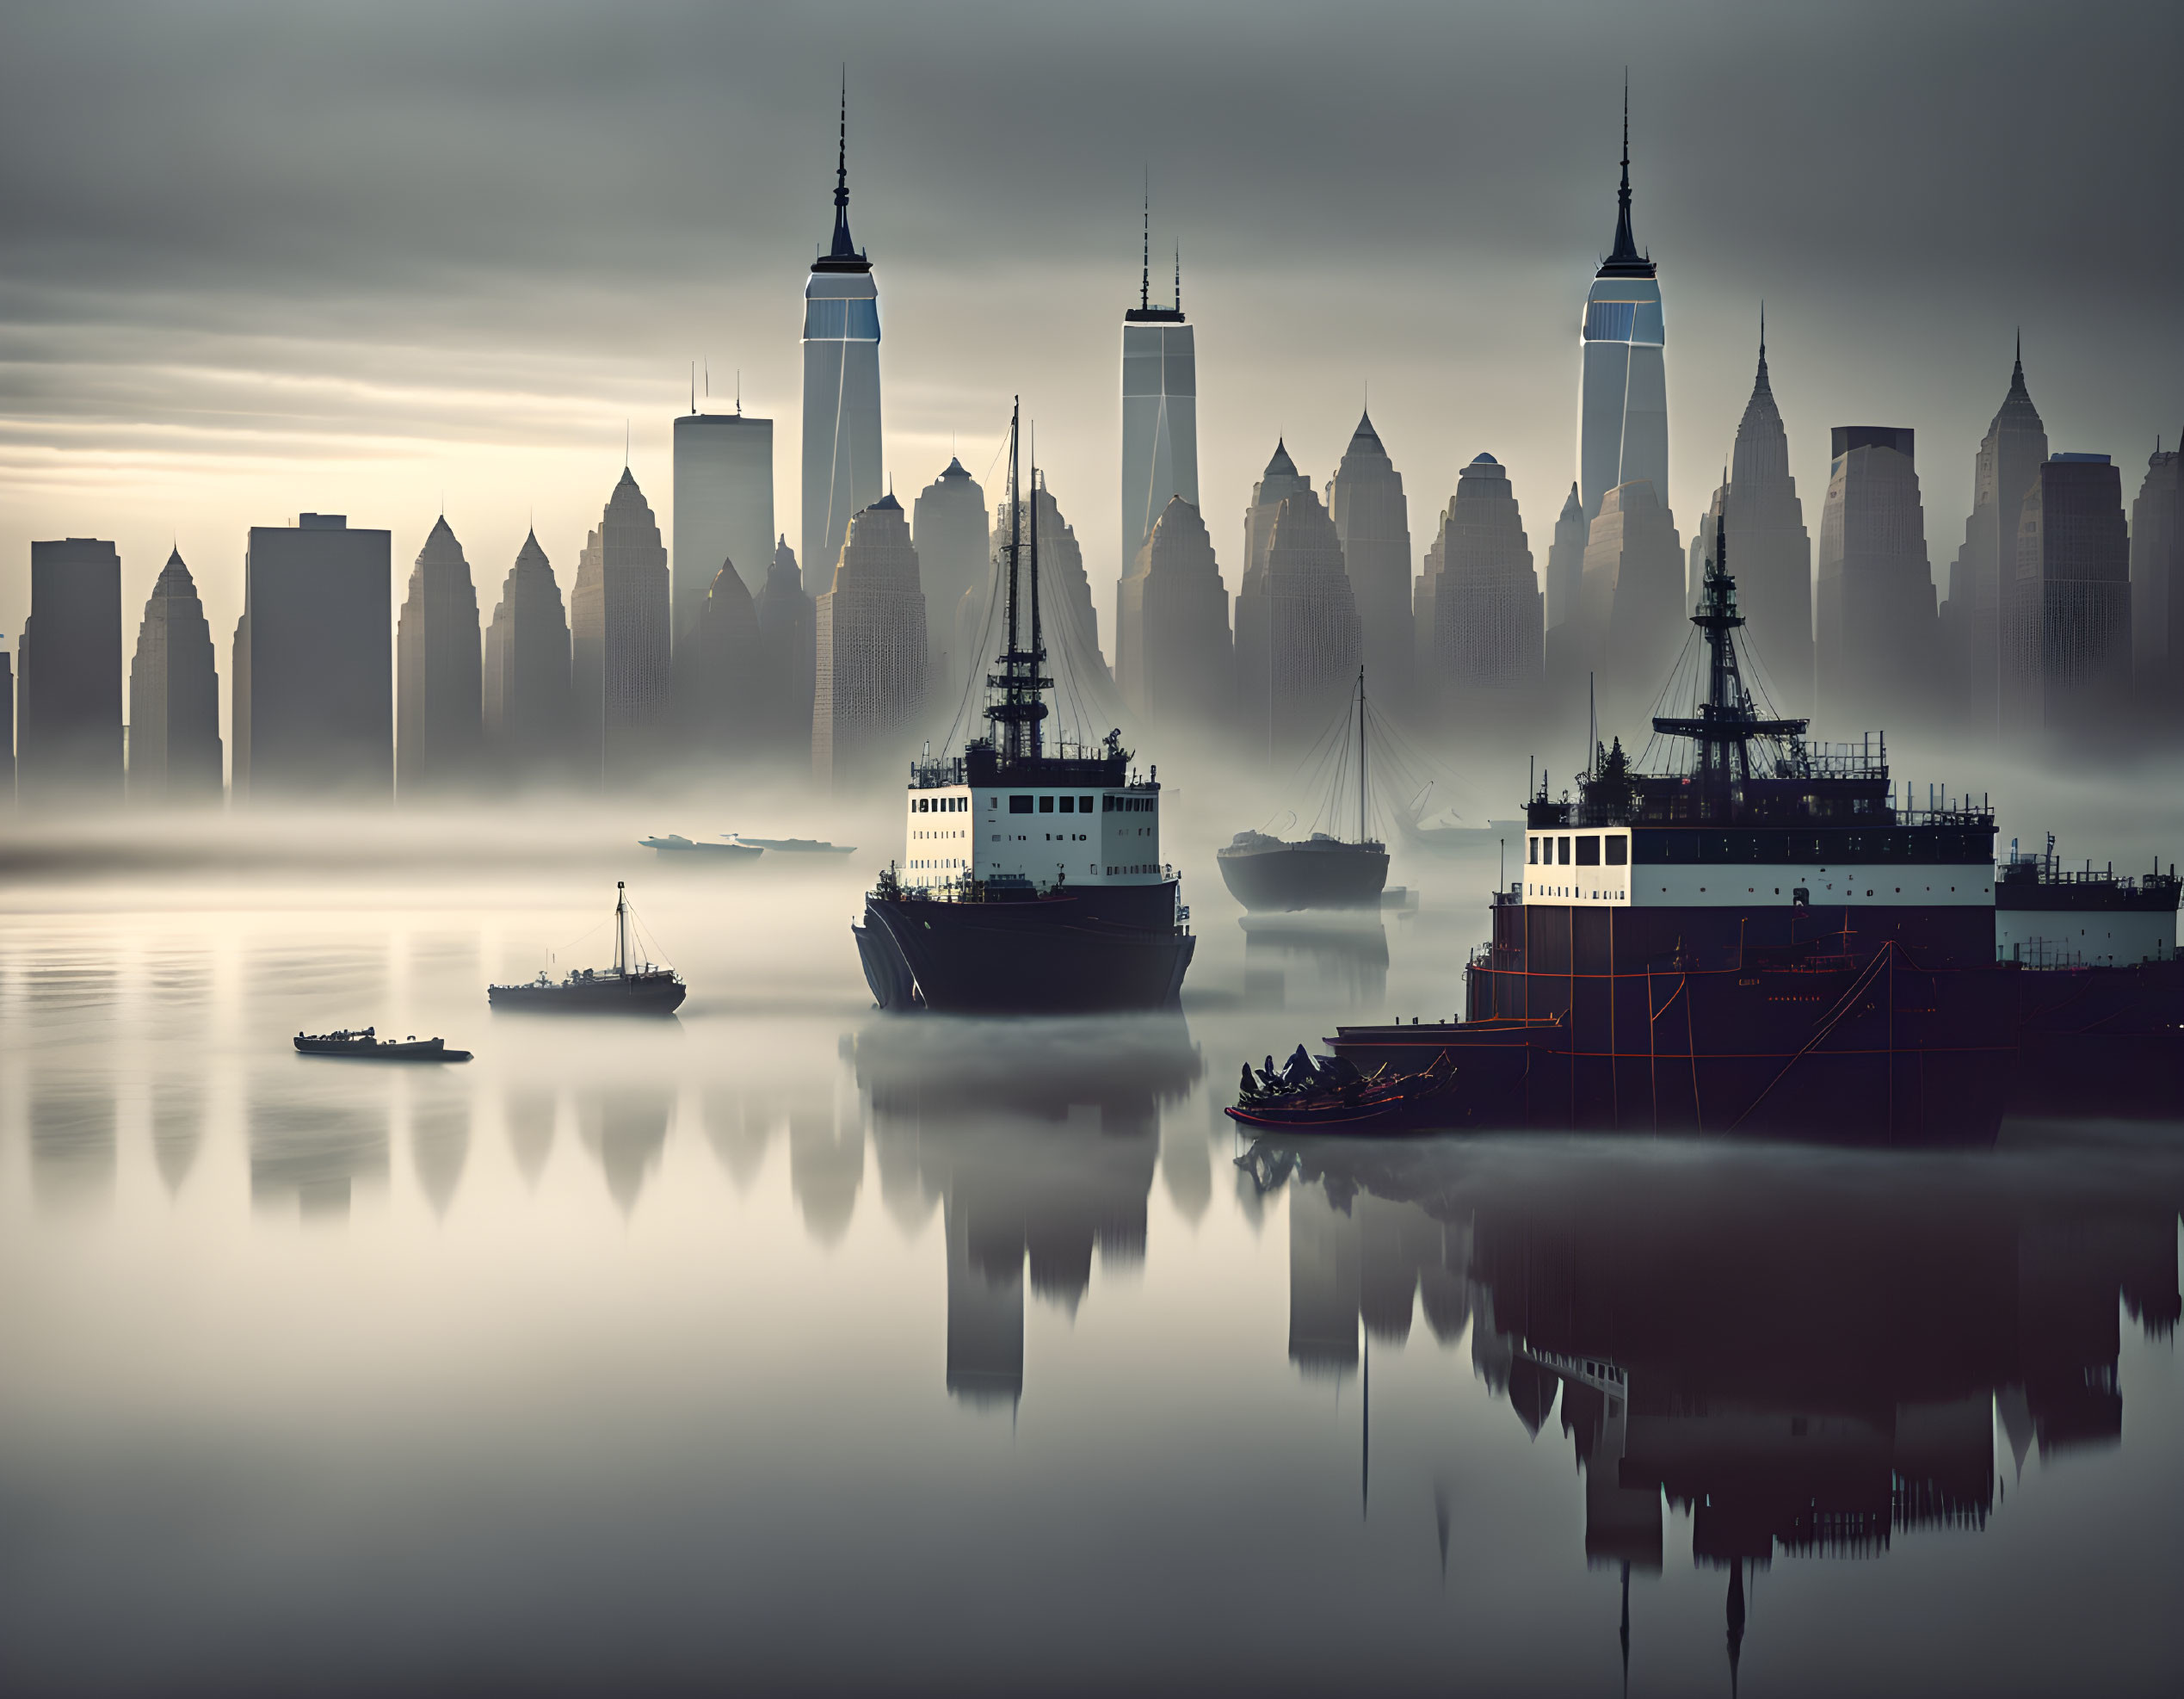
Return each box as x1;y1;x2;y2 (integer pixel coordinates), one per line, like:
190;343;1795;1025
1225;1043;1455;1133
851;402;1195;1014
1218;670;1391;912
640;834;762;859
295;1029;472;1062
489;882;687;1015
729;835;856;855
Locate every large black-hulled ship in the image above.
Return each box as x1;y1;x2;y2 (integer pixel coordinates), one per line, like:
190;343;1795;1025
1327;514;2016;1145
853;405;1195;1015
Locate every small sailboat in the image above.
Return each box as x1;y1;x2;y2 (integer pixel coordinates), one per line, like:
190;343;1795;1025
488;882;687;1015
1218;669;1391;912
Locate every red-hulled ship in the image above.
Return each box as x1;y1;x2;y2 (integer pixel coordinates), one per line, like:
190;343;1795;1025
1330;515;2017;1146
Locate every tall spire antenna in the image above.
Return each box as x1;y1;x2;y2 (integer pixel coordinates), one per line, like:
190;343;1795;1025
689;361;696;416
1174;244;1181;313
827;67;858;260
1141;170;1151;313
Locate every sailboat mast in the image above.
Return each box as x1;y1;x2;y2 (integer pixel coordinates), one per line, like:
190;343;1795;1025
615;880;626;975
1028;429;1043;760
1003;402;1021;667
1357;666;1367;843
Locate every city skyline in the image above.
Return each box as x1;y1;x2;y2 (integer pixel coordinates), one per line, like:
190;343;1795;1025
4;4;2177;695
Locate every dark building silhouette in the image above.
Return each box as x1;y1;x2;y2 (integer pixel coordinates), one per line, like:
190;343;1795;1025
1816;428;1940;733
754;534;817;765
0;639;13;802
1569;479;1683;726
1943;347;2046;735
911;457;989;704
1725;327;1813;711
396;516;482;797
680;558;765;766
482;529;572;785
1416;454;1541;725
2130;444;2181;716
233;514;392;802
2004;453;2132;743
17;538;122;806
672;409;772;643
1234;485;1359;757
126;548;222;804
1325;412;1414;707
571;469;670;786
814;494;925;788
1114;495;1231;732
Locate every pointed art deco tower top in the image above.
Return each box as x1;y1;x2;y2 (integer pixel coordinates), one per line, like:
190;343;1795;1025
1597;80;1656;281
817;72;870;274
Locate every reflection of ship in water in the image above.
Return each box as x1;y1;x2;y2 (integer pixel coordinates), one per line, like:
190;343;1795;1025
849;1017;1202;1406
1246;1134;2181;1671
1240;914;1389;1010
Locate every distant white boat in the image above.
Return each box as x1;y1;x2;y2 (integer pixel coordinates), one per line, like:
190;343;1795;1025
641;835;762;858
725;835;855;855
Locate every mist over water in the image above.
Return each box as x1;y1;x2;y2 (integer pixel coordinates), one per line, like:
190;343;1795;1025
0;783;2180;1696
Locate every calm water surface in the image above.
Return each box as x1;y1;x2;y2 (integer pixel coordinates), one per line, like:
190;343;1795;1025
1;842;2179;1696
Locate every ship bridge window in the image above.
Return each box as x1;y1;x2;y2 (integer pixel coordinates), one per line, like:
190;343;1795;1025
1528;837;1539;865
1009;795;1033;814
1607;837;1627;866
1080;796;1093;811
1576;836;1601;866
1058;796;1074;813
1039;796;1054;813
1558;837;1571;865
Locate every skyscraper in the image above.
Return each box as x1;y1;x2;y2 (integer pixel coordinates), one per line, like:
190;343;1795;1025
1724;324;1814;712
1416;454;1541;724
2004;453;2132;742
126;548;222;804
1121;217;1196;577
814;494;925;788
396;516;482;797
1687;479;1726;609
911;457;989;703
672;407;773;642
681;560;765;764
1815;428;1940;732
1233;486;1359;757
17;537;122;806
571;469;671;785
1577;92;1667;522
1570;479;1683;725
2130;444;2182;713
1235;440;1315;724
1115;496;1231;731
482;529;572;785
232;515;392;802
754;535;817;764
0;639;13;803
1325;411;1414;706
1543;482;1587;633
800;85;883;596
1943;344;2046;732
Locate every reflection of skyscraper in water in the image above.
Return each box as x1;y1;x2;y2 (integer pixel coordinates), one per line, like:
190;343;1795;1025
579;1087;672;1215
250;1081;391;1220
151;1077;204;1195
790;1101;864;1245
503;1083;557;1188
702;1086;773;1192
1241;918;1388;1010
410;1090;471;1216
851;1022;1197;1406
30;1072;117;1214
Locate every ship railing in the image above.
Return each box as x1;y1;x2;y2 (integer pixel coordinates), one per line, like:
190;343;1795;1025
1892;806;1996;828
909;755;967;788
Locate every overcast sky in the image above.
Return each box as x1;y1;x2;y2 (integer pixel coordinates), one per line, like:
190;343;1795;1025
3;0;2180;651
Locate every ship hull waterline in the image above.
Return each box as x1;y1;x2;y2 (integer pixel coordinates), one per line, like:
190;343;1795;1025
1217;841;1389;912
856;886;1194;1016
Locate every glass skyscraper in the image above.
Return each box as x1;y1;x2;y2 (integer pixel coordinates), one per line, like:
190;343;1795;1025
1120;232;1196;578
800;89;882;596
1578;100;1666;522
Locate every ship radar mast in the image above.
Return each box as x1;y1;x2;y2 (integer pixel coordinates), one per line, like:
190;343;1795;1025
985;399;1052;764
1645;512;1807;815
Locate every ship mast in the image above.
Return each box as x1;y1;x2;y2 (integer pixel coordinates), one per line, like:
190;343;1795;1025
984;399;1052;764
1650;511;1805;819
1356;666;1368;844
614;880;627;975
